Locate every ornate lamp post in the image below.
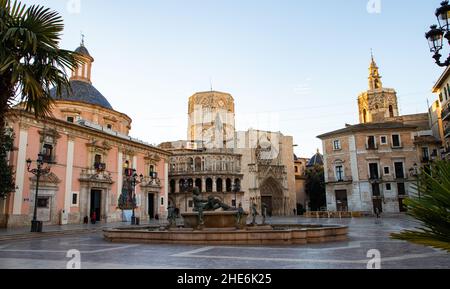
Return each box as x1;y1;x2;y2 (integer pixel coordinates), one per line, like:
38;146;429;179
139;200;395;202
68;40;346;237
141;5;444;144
232;180;241;208
125;168;143;225
26;153;51;232
426;1;450;66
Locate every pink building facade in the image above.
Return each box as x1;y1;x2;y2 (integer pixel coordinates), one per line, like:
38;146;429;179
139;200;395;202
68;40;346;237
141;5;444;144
0;42;170;228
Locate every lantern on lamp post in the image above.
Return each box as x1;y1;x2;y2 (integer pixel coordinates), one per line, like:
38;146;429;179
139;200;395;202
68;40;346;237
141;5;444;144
26;153;51;232
426;1;450;66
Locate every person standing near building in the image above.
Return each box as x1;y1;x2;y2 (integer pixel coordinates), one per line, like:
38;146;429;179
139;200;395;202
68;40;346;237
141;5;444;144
91;211;97;224
375;207;381;219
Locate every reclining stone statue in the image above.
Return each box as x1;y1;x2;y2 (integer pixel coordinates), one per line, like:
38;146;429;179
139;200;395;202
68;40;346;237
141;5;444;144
192;187;233;226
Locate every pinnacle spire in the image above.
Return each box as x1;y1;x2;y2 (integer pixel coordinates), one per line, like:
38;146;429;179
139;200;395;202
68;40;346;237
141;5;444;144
81;32;85;47
368;51;382;90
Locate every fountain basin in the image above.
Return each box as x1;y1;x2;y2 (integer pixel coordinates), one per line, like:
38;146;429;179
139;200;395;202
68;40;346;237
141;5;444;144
103;224;348;245
182;211;248;229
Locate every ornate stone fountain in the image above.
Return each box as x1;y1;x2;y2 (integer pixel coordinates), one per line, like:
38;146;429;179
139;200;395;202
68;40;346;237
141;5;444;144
104;188;348;245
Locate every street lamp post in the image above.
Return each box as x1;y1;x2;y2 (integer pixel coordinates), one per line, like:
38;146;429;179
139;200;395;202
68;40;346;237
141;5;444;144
125;168;143;225
26;154;51;233
426;1;450;66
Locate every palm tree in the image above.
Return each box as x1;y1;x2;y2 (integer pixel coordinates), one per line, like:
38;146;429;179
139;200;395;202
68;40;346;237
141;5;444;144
0;0;82;200
0;0;82;129
391;161;450;252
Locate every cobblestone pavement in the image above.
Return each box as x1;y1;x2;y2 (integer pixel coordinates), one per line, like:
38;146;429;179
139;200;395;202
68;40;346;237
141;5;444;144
0;216;448;269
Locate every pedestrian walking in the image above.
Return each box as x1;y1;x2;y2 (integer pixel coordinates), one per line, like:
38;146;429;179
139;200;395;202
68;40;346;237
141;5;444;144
91;211;97;224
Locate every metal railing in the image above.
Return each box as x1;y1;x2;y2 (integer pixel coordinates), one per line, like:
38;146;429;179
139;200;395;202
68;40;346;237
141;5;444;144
442;105;450;121
445;126;450;138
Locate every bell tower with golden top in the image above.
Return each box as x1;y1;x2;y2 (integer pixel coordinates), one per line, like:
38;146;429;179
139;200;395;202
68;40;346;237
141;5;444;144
358;53;399;123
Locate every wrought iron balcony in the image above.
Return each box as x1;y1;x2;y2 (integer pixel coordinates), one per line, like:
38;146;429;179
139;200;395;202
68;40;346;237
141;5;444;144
445;126;450;138
94;162;106;172
421;157;430;163
442;105;450;121
369;175;382;183
366;144;378;150
79;169;113;183
169;167;242;175
327;176;353;184
140;176;161;188
41;154;56;164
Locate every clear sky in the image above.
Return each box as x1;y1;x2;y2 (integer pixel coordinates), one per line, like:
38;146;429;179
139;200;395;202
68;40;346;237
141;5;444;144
21;0;446;157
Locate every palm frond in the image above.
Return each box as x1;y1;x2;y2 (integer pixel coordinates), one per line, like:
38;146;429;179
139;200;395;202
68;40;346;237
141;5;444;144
391;161;450;252
0;0;85;119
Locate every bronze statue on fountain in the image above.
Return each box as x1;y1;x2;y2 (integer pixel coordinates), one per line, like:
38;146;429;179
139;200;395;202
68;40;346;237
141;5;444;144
179;187;247;230
192;187;234;227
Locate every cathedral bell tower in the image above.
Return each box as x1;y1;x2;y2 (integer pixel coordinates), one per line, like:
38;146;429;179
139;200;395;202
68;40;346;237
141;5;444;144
368;54;382;90
188;91;236;149
358;53;399;124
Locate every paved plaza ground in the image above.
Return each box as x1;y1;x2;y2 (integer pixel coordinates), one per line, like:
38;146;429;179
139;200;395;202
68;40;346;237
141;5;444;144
0;215;448;269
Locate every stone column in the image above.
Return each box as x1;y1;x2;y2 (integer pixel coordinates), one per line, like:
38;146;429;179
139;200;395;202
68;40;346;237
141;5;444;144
13;124;29;215
141;190;148;221
201;177;206;192
212;177;217;192
175;178;180;193
117;151;123;201
102;189;107;223
161;161;169;219
80;186;89;222
132;156;138;170
64;137;75;213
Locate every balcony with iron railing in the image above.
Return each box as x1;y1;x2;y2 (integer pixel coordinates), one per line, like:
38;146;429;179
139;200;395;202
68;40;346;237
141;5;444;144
421;157;430;163
369;175;382;183
442;145;450;155
79;168;113;183
94;162;106;172
442;104;450;121
366;144;378;150
169;166;242;176
445;126;450;138
139;175;162;188
327;176;353;184
41;154;56;164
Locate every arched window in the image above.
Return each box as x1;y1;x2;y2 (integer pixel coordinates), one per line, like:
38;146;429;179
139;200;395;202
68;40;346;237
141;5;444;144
170;179;176;194
226;178;232;192
363;109;367;123
389;105;394;118
206;178;213;192
216;178;223;192
195;179;202;192
188;158;194;171
234;179;241;191
179;179;186;192
295;166;299;173
149;165;155;177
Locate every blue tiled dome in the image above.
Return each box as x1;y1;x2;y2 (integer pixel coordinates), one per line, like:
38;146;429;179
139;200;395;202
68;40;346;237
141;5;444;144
50;80;113;110
307;151;323;167
75;45;91;57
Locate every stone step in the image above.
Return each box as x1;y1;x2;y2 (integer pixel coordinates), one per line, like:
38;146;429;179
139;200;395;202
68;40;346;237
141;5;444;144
0;228;102;242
